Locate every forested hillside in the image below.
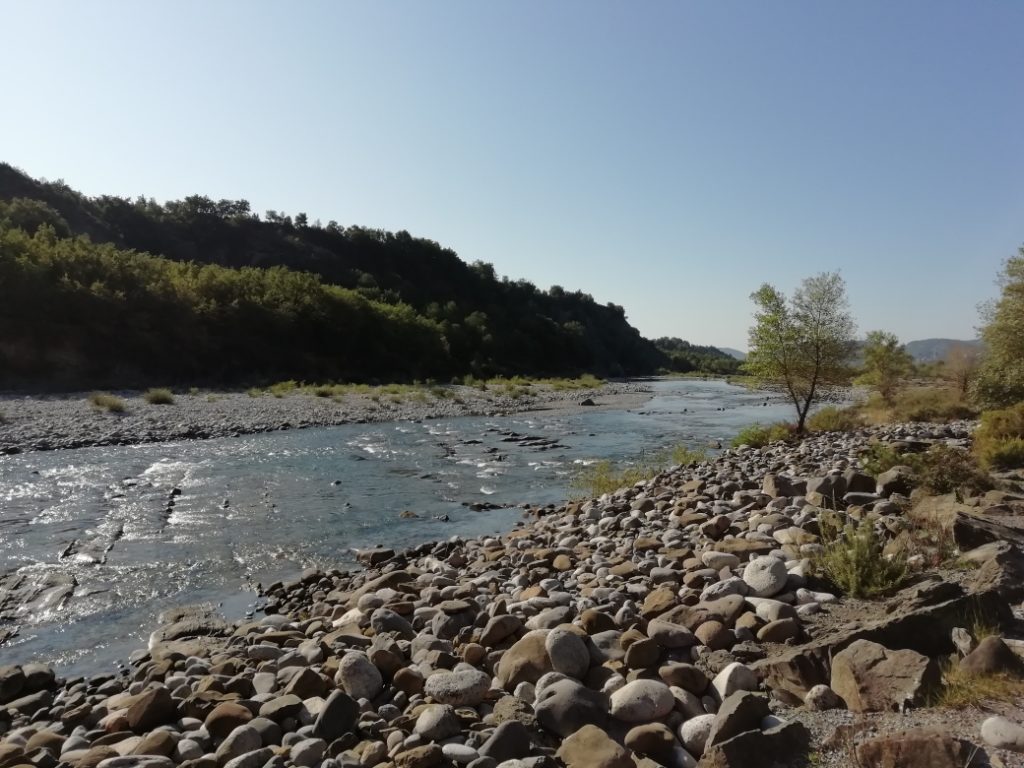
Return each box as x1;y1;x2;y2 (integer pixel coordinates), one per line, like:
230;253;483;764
653;338;741;374
0;164;682;389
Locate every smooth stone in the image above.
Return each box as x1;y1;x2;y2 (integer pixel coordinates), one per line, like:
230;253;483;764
423;669;491;707
678;714;715;757
335;653;383;701
609;679;674;722
742;557;788;598
981;716;1024;753
544;628;590;679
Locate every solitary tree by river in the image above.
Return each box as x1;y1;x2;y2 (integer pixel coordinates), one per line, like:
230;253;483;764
745;272;857;432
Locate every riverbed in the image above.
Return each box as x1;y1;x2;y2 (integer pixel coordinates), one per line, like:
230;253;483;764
0;379;795;674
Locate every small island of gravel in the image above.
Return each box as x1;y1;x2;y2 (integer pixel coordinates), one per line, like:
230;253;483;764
0;380;655;455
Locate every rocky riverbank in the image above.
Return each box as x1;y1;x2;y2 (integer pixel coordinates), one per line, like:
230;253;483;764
3;422;1024;768
0;383;653;455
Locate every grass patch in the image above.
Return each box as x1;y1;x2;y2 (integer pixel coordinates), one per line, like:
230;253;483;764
267;380;300;396
88;392;127;413
849;386;977;425
143;388;175;405
667;445;708;466
572;442;708;498
814;514;907;598
571;460;657;498
933;658;1024;708
806;405;861;432
731;422;792;448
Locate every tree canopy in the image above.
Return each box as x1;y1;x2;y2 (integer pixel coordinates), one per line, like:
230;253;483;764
745;272;857;431
0;164;738;389
855;330;913;404
974;248;1024;407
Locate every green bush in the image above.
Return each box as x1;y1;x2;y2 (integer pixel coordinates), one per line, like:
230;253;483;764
807;406;860;432
975;403;1024;469
88;392;127;413
913;445;992;496
815;515;907;598
981;438;1024;470
861;442;992;496
143;388;175;405
860;443;905;476
731;422;792;448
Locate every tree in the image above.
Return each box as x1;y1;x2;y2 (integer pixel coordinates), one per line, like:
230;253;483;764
974;248;1024;407
856;331;913;404
746;272;857;431
943;343;982;398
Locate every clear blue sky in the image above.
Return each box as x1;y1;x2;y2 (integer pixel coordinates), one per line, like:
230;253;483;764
3;1;1021;350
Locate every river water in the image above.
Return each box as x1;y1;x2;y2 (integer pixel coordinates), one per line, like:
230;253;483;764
0;379;795;675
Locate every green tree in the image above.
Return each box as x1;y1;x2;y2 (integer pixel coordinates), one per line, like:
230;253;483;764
745;272;856;432
856;330;913;404
974;249;1024;407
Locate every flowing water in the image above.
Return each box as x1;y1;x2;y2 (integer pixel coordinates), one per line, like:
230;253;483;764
0;379;795;675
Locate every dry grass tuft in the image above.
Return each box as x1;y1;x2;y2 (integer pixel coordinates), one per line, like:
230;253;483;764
88;392;127;413
933;659;1024;709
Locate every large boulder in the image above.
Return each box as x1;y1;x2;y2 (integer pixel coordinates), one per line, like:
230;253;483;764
534;678;608;737
496;630;552;689
699;721;810;768
830;640;939;712
555;724;632;768
856;728;980;768
959;636;1024;677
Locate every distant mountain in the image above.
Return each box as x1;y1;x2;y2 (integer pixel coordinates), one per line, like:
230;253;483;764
717;347;747;361
904;338;982;363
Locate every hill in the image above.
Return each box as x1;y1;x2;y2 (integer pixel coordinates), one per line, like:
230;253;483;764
716;347;747;361
653;339;741;374
904;338;982;363
0;165;677;389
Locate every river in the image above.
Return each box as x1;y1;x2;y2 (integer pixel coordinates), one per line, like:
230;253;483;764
0;378;796;675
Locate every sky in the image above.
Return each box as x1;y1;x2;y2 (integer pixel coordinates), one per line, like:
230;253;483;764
2;1;1022;350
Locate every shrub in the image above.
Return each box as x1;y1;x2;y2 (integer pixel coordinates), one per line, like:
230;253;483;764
913;445;992;496
731;422;792;448
859;443;905;476
980;438;1024;471
806;406;860;432
974;403;1024;469
313;385;336;398
814;515;907;598
88;392;127;413
143;388;175;405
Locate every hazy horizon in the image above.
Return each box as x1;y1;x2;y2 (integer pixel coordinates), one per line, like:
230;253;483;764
3;1;1021;349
